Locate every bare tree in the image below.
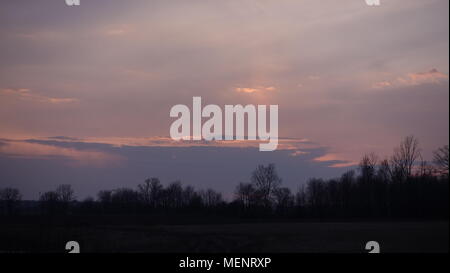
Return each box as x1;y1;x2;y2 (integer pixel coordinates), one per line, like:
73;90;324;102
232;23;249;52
251;163;282;207
417;157;434;178
433;145;449;177
359;153;378;181
377;159;391;182
199;189;223;208
149;178;163;208
137;178;164;207
56;184;75;203
306;178;325;209
390;136;421;181
39;191;60;215
182;185;197;207
111;188;139;205
0;188;22;216
40;191;60;202
138;178;154;205
273;187;294;211
0;188;22;202
295;185;307;208
164;181;183;209
235;182;255;208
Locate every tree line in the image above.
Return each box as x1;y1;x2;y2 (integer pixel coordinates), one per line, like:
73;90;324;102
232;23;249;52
0;136;448;219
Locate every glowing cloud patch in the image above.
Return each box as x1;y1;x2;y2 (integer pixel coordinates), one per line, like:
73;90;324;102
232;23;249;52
0;140;123;167
235;86;277;94
372;69;448;89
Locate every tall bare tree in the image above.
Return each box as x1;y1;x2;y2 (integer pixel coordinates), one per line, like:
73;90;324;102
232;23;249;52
138;178;153;205
137;178;164;208
251;163;281;207
433;145;449;177
164;181;183;209
390;136;421;181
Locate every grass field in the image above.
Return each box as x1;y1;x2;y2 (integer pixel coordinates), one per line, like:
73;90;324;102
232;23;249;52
0;220;447;253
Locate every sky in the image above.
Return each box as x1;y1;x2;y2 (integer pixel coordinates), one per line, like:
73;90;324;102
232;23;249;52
0;0;448;199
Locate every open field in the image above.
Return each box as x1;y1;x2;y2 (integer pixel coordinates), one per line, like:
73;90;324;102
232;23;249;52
0;220;447;253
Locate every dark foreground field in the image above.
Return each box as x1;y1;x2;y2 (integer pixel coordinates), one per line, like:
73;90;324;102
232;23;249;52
0;219;448;253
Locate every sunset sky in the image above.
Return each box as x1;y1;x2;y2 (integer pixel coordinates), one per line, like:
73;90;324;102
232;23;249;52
0;0;448;199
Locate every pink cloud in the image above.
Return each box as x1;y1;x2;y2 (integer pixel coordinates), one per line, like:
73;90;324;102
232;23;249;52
313;153;341;162
0;140;123;167
290;150;309;157
372;69;448;89
17;136;314;153
313;153;357;168
329;161;359;168
0;88;78;104
402;68;448;85
235;86;277;94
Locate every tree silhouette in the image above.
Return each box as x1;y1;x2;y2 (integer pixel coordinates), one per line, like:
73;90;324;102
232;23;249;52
56;184;75;202
199;188;223;208
3;135;447;221
39;191;60;215
0;187;22;216
138;178;155;206
273;187;294;215
235;182;256;208
251;163;282;208
390;136;421;181
433;145;449;178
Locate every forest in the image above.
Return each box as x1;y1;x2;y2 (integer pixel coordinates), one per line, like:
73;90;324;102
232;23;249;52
0;136;448;221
